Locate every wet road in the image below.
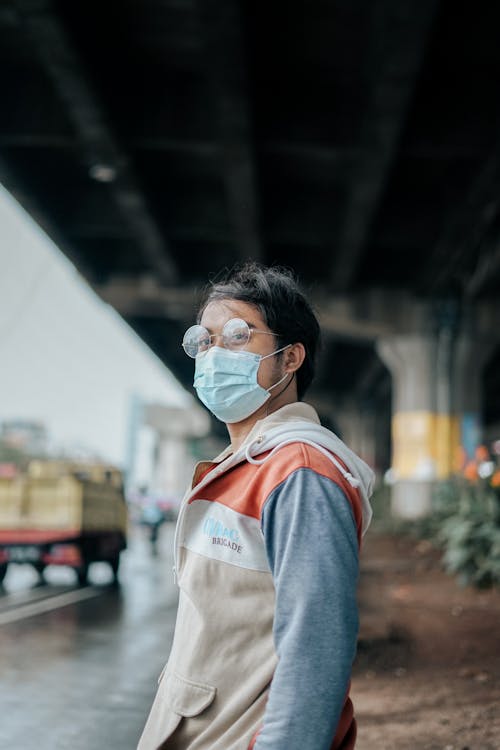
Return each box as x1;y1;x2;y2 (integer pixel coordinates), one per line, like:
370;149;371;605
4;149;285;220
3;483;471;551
0;524;178;750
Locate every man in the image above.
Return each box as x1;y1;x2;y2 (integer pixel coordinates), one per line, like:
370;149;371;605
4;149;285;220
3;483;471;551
138;263;373;750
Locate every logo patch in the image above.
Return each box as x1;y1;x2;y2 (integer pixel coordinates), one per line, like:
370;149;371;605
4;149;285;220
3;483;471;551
202;515;243;554
183;499;270;572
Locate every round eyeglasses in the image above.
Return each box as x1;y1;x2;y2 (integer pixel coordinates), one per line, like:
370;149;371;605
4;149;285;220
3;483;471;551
182;317;277;358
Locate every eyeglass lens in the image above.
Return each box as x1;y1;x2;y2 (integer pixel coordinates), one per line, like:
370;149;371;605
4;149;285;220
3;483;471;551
182;318;251;358
182;324;210;358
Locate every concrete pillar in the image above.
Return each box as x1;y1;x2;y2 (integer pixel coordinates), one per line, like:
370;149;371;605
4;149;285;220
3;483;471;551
453;331;496;461
144;404;210;500
378;313;497;518
377;334;441;518
335;400;377;471
152;436;194;498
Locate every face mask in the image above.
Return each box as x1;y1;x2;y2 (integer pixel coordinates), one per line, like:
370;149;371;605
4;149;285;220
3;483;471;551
193;345;291;423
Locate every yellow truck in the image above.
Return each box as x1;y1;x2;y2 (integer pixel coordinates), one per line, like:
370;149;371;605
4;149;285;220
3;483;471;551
0;460;127;585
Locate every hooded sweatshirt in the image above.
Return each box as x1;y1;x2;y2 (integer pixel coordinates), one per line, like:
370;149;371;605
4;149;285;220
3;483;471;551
138;402;374;750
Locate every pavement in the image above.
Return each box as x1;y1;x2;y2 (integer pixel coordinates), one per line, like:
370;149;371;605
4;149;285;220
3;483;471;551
5;522;497;750
352;532;500;750
0;524;178;750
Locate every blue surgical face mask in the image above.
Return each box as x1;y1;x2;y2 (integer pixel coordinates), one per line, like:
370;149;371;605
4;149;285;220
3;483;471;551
193;345;291;423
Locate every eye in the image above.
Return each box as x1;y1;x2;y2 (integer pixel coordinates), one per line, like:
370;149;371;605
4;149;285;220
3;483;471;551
232;330;248;343
197;334;211;351
223;318;250;348
182;325;210;358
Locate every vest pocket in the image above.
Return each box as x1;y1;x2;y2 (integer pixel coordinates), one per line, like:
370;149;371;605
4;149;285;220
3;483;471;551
162;671;216;717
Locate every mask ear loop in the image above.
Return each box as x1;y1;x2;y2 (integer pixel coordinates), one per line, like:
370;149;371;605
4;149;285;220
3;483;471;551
264;372;295;420
260;343;293;393
267;370;291;392
264;344;295;420
260;343;292;361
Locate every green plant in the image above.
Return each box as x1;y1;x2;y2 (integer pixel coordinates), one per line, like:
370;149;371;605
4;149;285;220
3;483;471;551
436;477;500;587
428;444;500;590
370;456;500;587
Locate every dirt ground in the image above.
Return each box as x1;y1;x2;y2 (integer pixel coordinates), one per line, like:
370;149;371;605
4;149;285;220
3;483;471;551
352;532;500;750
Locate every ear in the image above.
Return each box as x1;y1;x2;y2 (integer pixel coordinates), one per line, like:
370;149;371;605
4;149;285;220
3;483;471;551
283;342;306;374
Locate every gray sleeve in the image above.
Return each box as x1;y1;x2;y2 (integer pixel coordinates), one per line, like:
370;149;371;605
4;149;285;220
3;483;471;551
254;467;359;750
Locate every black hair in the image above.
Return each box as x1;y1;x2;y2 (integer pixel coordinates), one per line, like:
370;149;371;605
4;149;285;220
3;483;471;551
197;262;321;399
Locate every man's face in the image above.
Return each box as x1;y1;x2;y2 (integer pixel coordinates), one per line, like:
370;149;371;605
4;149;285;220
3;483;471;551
199;299;284;391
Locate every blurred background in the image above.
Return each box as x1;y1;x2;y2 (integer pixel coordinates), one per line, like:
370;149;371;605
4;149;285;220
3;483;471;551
0;1;499;749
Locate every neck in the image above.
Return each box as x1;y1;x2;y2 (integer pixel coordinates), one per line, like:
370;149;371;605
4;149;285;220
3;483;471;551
227;376;298;452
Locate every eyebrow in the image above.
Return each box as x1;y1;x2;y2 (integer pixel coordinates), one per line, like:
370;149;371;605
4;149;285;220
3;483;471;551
203;319;260;334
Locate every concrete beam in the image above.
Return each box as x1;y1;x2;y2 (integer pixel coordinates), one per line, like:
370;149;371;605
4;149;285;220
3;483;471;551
317;289;433;340
331;0;438;291
426;143;500;297
195;0;262;260
95;279;500;354
98;279;405;333
94;277;199;320
11;0;178;285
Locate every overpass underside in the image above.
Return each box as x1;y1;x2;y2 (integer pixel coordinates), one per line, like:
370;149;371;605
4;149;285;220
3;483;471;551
1;0;500;515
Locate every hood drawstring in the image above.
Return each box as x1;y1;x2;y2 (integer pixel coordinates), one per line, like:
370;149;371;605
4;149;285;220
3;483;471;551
244;437;361;488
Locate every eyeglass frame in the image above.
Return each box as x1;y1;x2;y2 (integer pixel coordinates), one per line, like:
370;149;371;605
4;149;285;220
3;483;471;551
182;317;280;358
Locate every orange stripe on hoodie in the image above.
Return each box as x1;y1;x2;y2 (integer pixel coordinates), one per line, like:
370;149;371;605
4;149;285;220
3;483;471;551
190;442;363;544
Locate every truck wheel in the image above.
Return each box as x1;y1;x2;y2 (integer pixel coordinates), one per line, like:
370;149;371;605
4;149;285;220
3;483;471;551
33;562;47;583
109;555;120;584
75;562;89;586
0;563;8;585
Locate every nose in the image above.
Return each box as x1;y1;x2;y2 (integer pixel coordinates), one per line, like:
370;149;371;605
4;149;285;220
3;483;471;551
207;332;226;350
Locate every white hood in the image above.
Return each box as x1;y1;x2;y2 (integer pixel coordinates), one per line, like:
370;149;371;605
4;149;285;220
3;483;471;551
225;403;374;536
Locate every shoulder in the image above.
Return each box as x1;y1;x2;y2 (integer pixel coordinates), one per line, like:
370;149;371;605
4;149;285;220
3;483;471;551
257;441;350;489
189;442;362;539
257;443;363;539
260;442;342;482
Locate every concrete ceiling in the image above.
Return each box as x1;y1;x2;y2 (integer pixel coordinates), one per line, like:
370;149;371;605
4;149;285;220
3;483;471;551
1;0;500;424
